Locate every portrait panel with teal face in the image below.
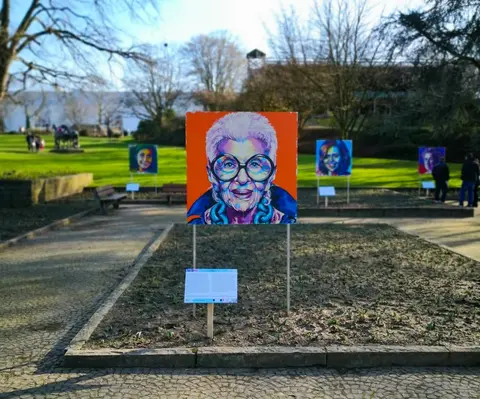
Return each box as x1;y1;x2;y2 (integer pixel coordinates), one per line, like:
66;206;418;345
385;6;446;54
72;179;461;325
129;144;158;174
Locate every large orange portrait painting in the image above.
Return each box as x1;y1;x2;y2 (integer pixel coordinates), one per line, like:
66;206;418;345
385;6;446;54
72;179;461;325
186;112;297;225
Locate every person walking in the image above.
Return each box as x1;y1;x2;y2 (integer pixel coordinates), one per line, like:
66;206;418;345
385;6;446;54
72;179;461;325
432;157;450;203
459;153;479;207
474;157;480;208
25;132;32;151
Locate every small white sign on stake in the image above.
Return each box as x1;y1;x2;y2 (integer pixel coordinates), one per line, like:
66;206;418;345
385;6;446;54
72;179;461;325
126;183;140;192
126;183;140;200
184;269;238;338
318;186;336;196
318;186;335;207
184;269;237;304
422;181;435;189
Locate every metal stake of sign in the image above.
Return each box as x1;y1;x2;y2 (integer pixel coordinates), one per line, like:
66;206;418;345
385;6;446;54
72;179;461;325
192;224;197;318
286;224;291;314
130;173;134;200
347;176;350;204
426;188;430;197
316;176;320;206
325;197;328;208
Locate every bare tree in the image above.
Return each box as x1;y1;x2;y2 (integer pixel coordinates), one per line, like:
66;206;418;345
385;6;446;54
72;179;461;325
0;0;160;102
64;92;87;127
14;90;47;128
269;0;391;138
124;44;183;128
182;31;246;111
238;64;327;129
86;78;125;128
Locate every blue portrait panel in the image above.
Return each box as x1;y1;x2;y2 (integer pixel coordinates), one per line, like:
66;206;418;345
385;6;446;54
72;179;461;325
316;139;352;176
418;147;446;175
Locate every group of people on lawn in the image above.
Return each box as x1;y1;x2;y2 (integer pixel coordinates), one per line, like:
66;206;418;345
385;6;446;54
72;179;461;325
433;153;480;207
25;132;45;152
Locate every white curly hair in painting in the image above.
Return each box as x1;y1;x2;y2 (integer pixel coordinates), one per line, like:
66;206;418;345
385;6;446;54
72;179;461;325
205;112;278;162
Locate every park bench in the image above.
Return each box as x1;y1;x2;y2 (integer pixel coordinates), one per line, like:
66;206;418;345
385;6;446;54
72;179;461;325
94;185;127;214
159;183;187;205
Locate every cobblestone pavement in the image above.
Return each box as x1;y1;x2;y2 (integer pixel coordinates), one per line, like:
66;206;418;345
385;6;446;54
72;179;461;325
1;205;479;398
0;366;479;398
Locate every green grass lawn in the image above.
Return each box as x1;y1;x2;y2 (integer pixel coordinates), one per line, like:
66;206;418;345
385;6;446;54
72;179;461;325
0;134;463;188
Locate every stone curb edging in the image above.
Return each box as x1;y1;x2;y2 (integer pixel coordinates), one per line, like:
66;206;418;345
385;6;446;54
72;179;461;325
394;225;480;263
64;345;480;369
120;200;474;218
0;208;97;253
122;199;185;206
64;224;175;364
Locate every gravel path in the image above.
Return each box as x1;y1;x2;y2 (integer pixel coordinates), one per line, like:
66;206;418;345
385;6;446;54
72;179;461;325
0;205;478;398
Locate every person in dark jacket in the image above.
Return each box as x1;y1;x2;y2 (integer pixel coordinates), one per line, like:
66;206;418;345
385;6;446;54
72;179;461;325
459;153;479;207
474;157;480;207
432;157;449;202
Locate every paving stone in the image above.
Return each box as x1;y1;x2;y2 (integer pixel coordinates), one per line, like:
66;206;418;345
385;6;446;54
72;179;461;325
0;206;479;398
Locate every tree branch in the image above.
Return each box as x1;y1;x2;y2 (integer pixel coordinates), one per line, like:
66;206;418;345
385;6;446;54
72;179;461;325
12;0;40;47
1;0;10;30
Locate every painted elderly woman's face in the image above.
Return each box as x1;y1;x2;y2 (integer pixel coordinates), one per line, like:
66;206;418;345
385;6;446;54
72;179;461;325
209;138;274;212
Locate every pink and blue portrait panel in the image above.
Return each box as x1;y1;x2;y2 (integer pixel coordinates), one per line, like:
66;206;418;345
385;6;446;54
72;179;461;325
316;140;353;176
186;112;298;225
418;147;446;175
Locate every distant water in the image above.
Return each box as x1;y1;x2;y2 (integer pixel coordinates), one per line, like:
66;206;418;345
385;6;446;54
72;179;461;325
3;91;201;132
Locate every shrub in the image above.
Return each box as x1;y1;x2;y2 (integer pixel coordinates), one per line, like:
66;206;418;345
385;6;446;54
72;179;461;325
133;117;185;146
79;129;89;137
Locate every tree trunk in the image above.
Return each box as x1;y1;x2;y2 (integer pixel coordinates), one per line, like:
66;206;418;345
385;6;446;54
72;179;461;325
154;108;163;130
0;56;11;104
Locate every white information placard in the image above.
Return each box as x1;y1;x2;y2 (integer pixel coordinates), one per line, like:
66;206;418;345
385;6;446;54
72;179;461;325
318;186;336;196
126;183;140;192
184;269;237;304
422;181;435;189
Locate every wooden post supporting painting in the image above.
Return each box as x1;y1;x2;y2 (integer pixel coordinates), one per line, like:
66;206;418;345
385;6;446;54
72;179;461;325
193;224;197;318
316;176;320;206
207;303;214;338
286;223;291;315
155;175;158;194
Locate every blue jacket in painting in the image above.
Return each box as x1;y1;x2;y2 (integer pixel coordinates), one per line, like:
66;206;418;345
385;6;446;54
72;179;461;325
187;185;297;224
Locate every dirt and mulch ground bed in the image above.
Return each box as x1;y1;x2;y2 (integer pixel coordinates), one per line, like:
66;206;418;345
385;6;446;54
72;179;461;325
86;224;480;350
0;200;95;242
